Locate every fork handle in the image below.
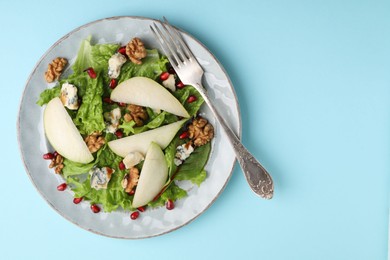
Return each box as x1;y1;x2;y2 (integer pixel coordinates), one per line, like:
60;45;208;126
195;84;274;199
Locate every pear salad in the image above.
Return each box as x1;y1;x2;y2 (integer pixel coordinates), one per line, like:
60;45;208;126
37;37;214;219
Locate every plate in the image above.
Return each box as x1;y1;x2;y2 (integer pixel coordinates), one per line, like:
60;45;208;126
17;16;241;239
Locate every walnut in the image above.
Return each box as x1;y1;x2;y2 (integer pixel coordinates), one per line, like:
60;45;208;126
188;116;214;146
49;153;64;174
126;38;147;65
121;167;139;193
125;104;148;126
45;57;67;83
84;132;105;153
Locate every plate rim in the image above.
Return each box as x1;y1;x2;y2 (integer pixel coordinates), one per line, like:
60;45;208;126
17;15;242;239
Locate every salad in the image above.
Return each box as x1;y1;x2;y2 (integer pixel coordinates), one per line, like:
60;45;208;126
37;36;214;219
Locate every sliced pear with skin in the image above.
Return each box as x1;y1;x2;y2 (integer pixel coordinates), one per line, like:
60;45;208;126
43;97;93;163
132;142;168;208
108;119;186;157
110;77;190;118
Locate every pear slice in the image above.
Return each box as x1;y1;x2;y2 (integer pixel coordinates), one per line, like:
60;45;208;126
108;119;186;157
110;77;190;118
132;142;168;208
43;97;93;164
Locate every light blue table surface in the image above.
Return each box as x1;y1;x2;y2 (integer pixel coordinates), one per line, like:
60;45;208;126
2;0;389;259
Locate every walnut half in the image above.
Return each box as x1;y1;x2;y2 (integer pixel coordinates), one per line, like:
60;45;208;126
49;153;64;174
45;57;67;83
124;104;148;126
121;167;140;193
188;116;214;146
126;38;147;65
84;132;105;153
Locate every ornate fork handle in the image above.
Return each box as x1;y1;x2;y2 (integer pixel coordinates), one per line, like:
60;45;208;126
195;84;274;199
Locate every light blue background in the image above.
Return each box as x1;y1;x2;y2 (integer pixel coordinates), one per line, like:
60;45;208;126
2;0;389;259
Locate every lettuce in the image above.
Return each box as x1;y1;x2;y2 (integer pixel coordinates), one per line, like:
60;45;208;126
36;85;61;106
147;182;187;208
62;159;94;178
67;144;134;212
133;111;177;134
72;36;119;74
73;73;105;135
118;49;168;82
174;86;204;117
119;120;136;135
164;135;211;186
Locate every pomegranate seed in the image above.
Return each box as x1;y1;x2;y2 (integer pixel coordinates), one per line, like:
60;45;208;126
109;79;117;89
43;153;54;160
118;46;127;56
160;72;170;81
176;81;185;89
118;102;127;107
179;131;189;139
91;204;101;213
119;161;126;170
103;97;113;104
168;67;176;74
166;199;175;210
130;211;140;220
128;190;135;195
115;130;123;138
57;183;67;191
187;95;197;103
84;67;97;79
137;206;146;212
53;151;58;157
73;197;83;204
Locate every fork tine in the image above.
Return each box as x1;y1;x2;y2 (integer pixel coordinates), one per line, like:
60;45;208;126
162;17;195;60
151;22;183;68
159;21;188;62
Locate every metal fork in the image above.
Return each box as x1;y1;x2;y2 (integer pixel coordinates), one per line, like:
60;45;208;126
150;18;274;199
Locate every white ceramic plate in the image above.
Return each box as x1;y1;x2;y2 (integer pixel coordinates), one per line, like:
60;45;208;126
18;16;241;239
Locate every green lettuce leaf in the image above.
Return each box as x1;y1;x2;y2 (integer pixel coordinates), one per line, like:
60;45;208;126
147;182;187;208
118;49;168;83
67;144;135;212
164;135;182;179
174;142;211;186
133;111;167;134
173;86;204;117
119;120;136;135
36;85;61;106
73;73;105;135
62;159;95;178
72;36;119;74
